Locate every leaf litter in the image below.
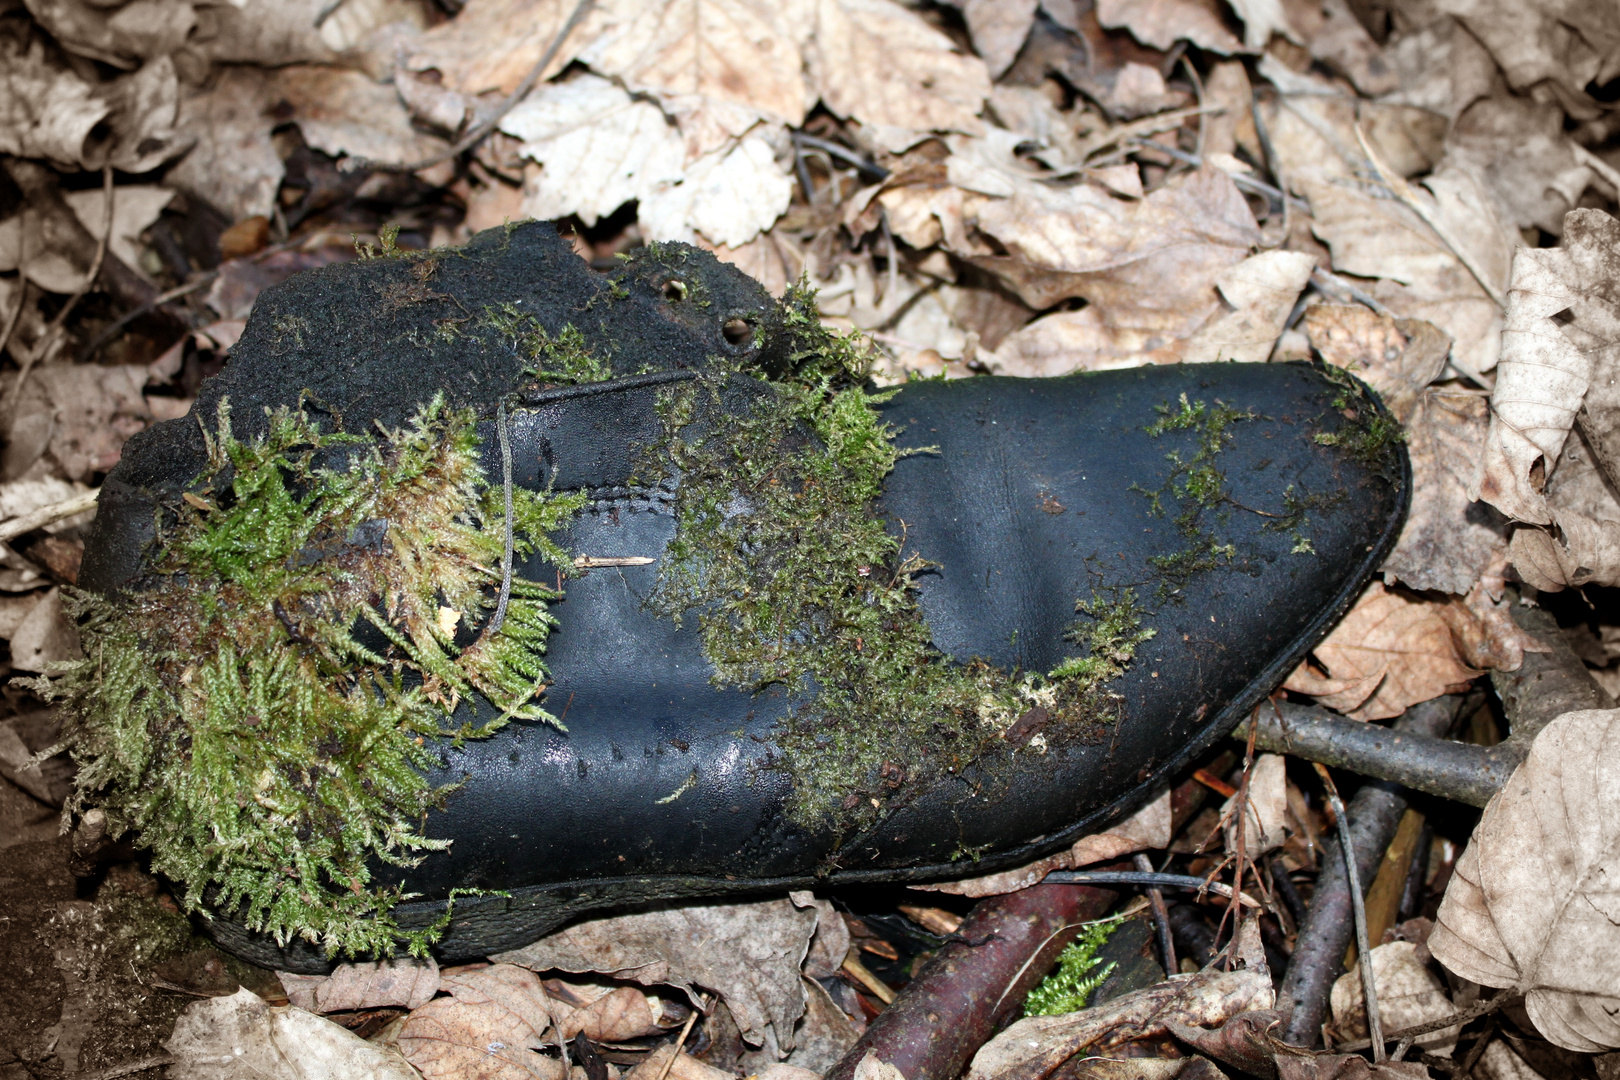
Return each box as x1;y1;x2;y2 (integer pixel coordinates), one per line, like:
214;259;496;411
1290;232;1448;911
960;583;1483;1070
2;0;1620;1076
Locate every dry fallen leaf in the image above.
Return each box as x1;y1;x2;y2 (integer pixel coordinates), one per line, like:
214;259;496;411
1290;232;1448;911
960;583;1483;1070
165;987;419;1080
1304;305;1449;424
495;894;831;1053
1223;753;1290;860
967;968;1275;1080
544;982;661;1041
959;0;1040;79
403;0;593;97
272;66;451;167
1096;0;1241;55
920;790;1172;897
1379;16;1497;123
805;0;991;136
1330;941;1461;1057
59;184;173;283
1474;210;1620;527
1447;94;1595;238
639;130;795;247
1430;708;1620;1052
163;66;285;223
1283;581;1480;720
278;957;441;1013
398;963;562;1080
1148;249;1316;364
1433;0;1620;101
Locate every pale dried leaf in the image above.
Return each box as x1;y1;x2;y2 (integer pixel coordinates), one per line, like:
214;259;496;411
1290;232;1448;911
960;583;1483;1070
1448;95;1595;237
1433;0;1618;98
1379;18;1497;122
272;66;451;166
1223;753;1290;859
553;986;659;1041
398;964;561;1080
1304;305;1449;423
968;166;1260;327
165;988;418;1080
640;130;794;247
61;185;173;280
1430;708;1620;1051
495;896;826;1051
1380;390;1508;595
1331;941;1460;1056
165;67;285;223
191;0;406;68
1152;250;1316;364
625;1046;738;1080
781;978;860;1071
278;957;440;1013
1224;0;1299;50
853;1051;908;1080
1475;1040;1550;1080
22;0;195;67
1309;0;1398;95
967;969;1275;1080
962;0;1039;78
1283;582;1480;720
578;0;810;125
1473;211;1620;524
1096;0;1242;55
404;0;594;96
988;306;1164;377
919;790;1172;897
504;74;684;227
1203;61;1256;160
806;0;991;134
1276;1057;1429;1080
1303;164;1510;378
705;232;803;298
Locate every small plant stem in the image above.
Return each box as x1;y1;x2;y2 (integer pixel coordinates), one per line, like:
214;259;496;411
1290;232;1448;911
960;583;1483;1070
654;996;706;1080
490;399;515;633
1314;762;1384;1062
842;949;897;1004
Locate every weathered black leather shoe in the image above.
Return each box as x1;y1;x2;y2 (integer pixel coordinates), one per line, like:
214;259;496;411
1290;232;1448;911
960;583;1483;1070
71;223;1407;971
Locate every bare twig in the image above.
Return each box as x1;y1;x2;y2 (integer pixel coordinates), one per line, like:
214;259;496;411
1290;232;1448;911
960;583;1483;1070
1042;871;1261;908
842;950;897;1004
1314;762;1384;1062
341;0;596;175
1311;267;1392;316
0;489;100;544
1251;95;1290;246
0;252;27;364
1134;852;1177;974
654;995;706;1080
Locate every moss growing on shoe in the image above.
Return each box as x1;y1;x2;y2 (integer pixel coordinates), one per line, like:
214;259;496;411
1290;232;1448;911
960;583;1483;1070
1311;362;1407;471
42;397;584;958
646;284;1149;832
482;304;613;384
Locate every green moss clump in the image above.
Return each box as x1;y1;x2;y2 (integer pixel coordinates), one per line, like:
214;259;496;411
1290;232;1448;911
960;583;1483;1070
1312;363;1407;471
40;396;584;957
483;304;613;384
1024;916;1122;1016
646;284;1147;831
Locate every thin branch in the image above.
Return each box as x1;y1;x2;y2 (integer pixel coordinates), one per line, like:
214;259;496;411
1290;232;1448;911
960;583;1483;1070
1134;852;1178;974
1042;871;1262;908
1311;267;1392;316
341;0;597;176
489;399;515;634
1251;94;1290;247
0;488;99;543
1314;763;1384;1062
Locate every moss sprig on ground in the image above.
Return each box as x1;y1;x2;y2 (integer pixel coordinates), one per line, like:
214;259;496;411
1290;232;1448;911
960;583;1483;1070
1023;915;1122;1016
43;396;583;957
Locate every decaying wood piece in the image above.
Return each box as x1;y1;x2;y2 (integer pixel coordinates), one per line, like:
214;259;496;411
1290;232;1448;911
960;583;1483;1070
1278;697;1462;1046
824;883;1117;1080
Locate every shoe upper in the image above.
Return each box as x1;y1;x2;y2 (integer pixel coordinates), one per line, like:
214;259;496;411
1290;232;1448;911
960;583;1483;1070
76;222;1408;964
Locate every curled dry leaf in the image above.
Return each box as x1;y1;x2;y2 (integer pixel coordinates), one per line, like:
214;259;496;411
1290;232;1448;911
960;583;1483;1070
1330;941;1461;1057
1275;1057;1429;1080
966;968;1276;1080
404;0;592;97
272;66;451;167
495;894;832;1052
1447;94;1595;238
165;987;418;1080
1147;250;1316;365
1379;17;1496;122
1164;1008;1303;1079
398;963;562;1080
164;67;285;223
544;982;662;1041
1430;708;1620;1052
1473;210;1620;526
919;789;1171;897
277;957;440;1013
1283;582;1481;720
